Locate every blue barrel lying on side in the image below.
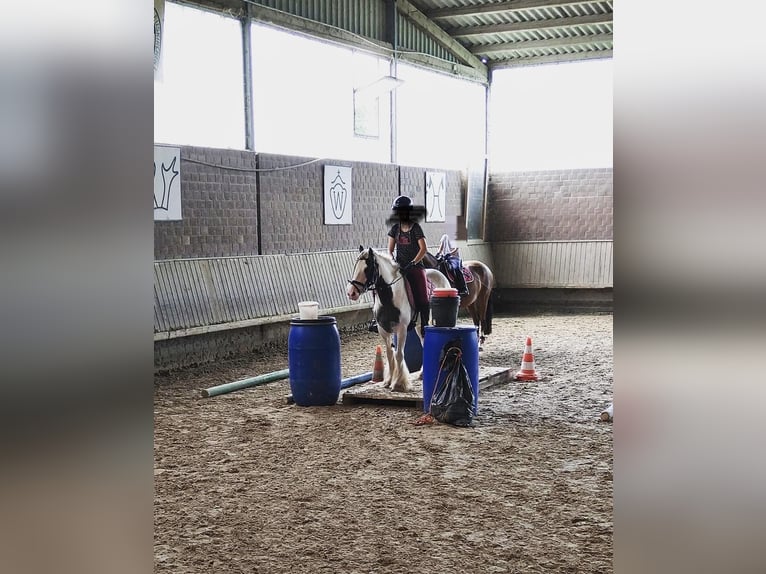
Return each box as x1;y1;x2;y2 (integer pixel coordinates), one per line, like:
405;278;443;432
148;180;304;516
288;316;341;406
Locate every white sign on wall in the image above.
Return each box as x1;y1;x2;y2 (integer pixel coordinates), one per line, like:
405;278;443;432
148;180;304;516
154;0;165;81
154;145;182;221
324;165;352;225
425;171;446;222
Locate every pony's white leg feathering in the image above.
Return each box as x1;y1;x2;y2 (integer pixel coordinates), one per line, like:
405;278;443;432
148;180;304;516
381;332;395;388
390;324;411;392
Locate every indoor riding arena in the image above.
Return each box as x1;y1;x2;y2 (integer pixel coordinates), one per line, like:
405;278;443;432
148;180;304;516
154;1;613;572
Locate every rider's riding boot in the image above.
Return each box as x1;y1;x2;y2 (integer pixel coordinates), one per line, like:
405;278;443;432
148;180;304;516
419;305;430;337
407;308;418;331
455;272;469;297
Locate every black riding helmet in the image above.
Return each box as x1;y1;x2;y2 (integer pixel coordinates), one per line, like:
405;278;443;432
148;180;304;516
386;194;425;225
391;195;412;211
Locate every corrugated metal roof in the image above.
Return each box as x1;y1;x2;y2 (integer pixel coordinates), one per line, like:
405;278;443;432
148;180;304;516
181;1;612;78
409;0;613;67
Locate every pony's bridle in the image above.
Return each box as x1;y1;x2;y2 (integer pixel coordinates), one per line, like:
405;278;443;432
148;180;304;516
348;247;409;298
347;248;379;297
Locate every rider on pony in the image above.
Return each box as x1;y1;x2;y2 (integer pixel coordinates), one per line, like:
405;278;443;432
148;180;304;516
436;233;469;297
387;195;430;335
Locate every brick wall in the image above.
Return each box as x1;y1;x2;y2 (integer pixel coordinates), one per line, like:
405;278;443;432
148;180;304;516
399;166;464;242
487;168;612;241
155;146;465;259
154;146;260;259
257;154;397;254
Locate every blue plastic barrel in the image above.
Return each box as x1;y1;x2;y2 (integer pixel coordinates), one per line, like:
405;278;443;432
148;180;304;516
422;326;479;415
393;329;423;372
288;316;341;406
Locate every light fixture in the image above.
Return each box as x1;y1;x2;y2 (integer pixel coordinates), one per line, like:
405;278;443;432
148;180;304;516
354;75;404;99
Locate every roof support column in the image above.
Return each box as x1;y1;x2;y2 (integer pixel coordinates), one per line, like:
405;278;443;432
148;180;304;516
241;4;255;151
482;69;492;240
385;0;398;165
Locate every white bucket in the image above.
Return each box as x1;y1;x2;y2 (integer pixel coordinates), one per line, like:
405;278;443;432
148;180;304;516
298;301;319;320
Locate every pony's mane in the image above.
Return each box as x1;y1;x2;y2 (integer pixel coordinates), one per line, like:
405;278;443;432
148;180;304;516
374;249;395;264
360;248;401;277
373;249;402;271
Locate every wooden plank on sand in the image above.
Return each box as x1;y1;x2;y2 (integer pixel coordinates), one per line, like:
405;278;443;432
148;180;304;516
340;366;513;408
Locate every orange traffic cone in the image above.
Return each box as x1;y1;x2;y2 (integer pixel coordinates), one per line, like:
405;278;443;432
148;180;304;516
372;345;385;382
514;337;540;381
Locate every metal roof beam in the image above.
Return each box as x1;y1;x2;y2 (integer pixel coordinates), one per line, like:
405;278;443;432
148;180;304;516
395;0;488;76
175;0;245;17
490;49;612;68
427;1;597;20
471;32;612;54
398;52;489;84
245;2;391;56
449;14;612;38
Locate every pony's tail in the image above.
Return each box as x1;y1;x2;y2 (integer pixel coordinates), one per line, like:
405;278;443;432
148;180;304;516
482;293;493;336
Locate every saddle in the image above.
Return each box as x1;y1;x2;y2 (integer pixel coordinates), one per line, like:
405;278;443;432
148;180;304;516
439;259;473;287
404;274;439;303
402;273;445;331
402;276;432;331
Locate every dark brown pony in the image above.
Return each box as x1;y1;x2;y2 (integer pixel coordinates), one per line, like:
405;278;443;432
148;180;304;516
422;251;495;347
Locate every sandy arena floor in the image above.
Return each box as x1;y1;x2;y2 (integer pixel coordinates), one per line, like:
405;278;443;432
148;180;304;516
155;313;613;573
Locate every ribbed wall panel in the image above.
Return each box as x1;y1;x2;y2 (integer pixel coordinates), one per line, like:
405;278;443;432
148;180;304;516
154;250;374;334
491;241;613;288
154;260;217;332
154;241;610;335
398;12;458;63
256;0;464;63
256;0;387;41
454;242;495;282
